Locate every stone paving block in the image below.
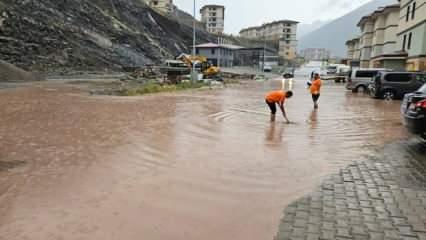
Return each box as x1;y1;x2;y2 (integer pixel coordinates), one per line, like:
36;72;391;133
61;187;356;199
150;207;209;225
383;229;400;239
417;232;426;240
320;230;335;240
369;232;385;240
401;237;419;240
398;226;418;237
308;216;322;225
322;222;334;231
307;224;321;234
295;211;310;220
294;219;308;228
336;228;352;238
379;220;395;230
291;227;307;237
306;233;321;240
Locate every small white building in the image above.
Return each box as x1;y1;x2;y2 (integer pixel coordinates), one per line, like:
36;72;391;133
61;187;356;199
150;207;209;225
194;43;242;67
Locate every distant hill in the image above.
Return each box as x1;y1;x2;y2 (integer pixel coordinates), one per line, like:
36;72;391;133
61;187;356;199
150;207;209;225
298;0;397;57
297;20;331;38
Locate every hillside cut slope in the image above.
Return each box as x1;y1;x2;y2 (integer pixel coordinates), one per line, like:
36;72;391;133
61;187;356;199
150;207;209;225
0;0;213;72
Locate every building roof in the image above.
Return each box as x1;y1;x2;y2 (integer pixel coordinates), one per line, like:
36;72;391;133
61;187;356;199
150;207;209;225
345;36;361;45
239;26;261;34
262;20;299;28
239;19;299;34
357;4;400;27
200;5;225;11
194;43;243;50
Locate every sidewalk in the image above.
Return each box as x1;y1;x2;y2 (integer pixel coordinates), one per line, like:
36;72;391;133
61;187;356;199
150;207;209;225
275;140;426;240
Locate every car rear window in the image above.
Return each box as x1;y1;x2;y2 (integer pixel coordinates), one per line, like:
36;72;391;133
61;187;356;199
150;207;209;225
355;71;378;78
384;73;411;82
415;74;426;84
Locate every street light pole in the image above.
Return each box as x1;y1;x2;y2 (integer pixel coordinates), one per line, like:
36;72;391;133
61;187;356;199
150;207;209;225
192;0;197;83
263;32;266;73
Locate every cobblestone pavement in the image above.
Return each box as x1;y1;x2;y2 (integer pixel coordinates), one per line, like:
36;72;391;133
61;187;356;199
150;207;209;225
276;139;426;240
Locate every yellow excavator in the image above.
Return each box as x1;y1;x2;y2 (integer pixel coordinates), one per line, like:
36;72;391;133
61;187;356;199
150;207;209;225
176;54;221;79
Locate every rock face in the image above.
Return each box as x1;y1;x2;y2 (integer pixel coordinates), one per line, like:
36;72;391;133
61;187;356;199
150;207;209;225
0;60;41;81
0;0;213;72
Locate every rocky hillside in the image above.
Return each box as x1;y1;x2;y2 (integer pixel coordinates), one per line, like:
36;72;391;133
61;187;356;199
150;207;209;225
0;0;214;72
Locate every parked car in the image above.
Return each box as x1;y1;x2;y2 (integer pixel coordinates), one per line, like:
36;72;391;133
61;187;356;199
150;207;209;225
346;68;389;93
263;65;272;72
369;72;426;100
401;84;426;139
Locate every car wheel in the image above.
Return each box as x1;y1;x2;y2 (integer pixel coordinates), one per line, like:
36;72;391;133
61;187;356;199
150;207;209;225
382;90;395;100
356;85;367;93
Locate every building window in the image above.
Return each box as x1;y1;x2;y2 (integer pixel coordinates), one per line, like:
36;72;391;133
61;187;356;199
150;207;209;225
211;49;215;55
408;33;412;50
402;34;407;50
412;2;416;20
196;49;199;54
406;5;410;22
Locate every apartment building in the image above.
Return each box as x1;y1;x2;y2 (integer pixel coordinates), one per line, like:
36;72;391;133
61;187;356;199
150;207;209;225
347;1;426;71
357;15;375;68
369;4;407;69
397;0;426;71
301;48;331;61
239;20;299;60
346;37;361;67
200;5;225;34
144;0;173;14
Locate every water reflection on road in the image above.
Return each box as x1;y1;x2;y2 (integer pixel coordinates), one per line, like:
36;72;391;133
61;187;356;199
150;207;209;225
0;78;409;240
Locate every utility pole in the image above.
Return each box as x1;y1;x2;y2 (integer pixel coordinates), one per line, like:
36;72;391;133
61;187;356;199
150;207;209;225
262;32;266;73
191;0;197;83
217;36;221;68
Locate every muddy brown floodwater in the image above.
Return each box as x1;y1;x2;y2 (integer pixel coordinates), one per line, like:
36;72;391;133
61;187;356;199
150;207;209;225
0;78;408;240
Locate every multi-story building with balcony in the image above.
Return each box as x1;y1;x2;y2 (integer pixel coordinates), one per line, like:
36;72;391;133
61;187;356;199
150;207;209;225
239;20;299;60
397;0;426;71
369;4;407;70
144;0;173;14
346;37;361;67
347;1;426;71
357;15;375;68
200;5;225;34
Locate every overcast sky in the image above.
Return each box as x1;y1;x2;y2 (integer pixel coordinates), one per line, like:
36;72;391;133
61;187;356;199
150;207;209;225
174;0;373;34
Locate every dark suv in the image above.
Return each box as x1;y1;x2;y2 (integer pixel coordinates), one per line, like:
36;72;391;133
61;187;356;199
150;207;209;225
369;72;426;100
401;84;426;139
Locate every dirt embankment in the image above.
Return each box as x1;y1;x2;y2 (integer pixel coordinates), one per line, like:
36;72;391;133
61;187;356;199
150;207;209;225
0;0;214;73
0;60;42;82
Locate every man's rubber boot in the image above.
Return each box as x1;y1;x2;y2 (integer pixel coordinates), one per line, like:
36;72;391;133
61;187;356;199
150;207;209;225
270;114;276;122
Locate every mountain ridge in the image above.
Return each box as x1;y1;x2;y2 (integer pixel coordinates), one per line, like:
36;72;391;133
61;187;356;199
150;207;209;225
298;0;397;57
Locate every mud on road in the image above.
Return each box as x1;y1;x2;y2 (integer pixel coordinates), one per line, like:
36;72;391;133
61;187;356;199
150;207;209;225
0;78;413;240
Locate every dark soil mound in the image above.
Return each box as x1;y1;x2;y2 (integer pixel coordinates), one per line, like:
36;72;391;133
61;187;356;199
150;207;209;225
0;0;213;72
0;60;40;81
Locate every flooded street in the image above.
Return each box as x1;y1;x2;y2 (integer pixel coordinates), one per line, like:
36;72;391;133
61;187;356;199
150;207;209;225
0;78;410;240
